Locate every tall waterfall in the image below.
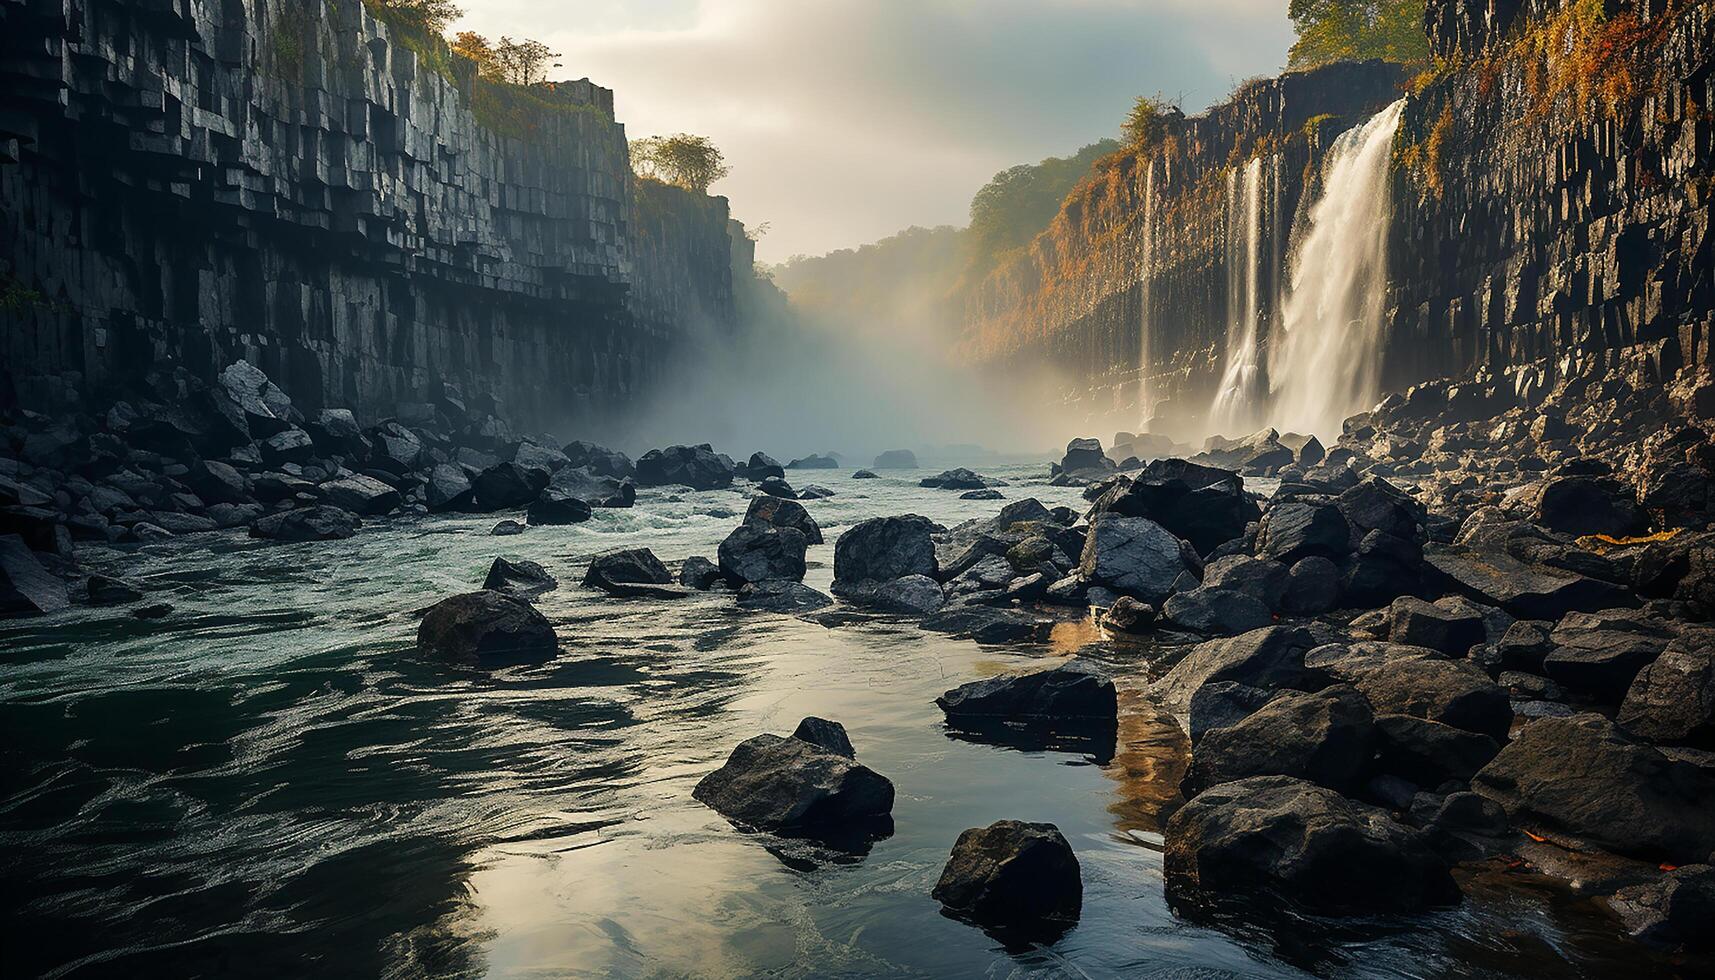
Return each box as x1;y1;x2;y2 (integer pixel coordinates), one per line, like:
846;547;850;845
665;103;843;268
1267;99;1405;438
1137;162;1158;429
1210;155;1266;435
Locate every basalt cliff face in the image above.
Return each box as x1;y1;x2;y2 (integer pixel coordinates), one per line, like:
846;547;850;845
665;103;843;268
962;0;1714;437
0;0;738;429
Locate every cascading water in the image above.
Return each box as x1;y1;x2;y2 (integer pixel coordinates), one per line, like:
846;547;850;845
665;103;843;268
1267;98;1405;438
1209;155;1266;435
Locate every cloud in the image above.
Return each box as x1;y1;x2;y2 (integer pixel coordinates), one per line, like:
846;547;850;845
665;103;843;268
453;0;1293;260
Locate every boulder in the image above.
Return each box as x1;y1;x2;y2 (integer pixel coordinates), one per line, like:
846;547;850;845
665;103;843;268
482;557;557;598
797;484;836;500
424;464;475;512
1078;514;1199;605
791;717;855;758
860;574;946;615
1187;681;1278;744
1281;556;1341;614
718;523;808;585
416;590;557;664
1164;775;1459;914
872;449;918;469
1336;477;1424;542
1474;713;1715;864
921;605;1052;644
1609;865;1715;952
737;580;834;613
738;451;785;481
260;427;316;466
473;462;548;511
1341;529;1427;607
1255;500;1351;564
306;408;366;457
635;444;735;490
319;474;402;516
248;506;360;542
1201;555;1289;610
1151;626;1320;723
216;359;295;435
1086;458;1258;555
851;469;879;479
1424;546;1636;620
583;547;674;595
545;466;635;509
85;573;144;606
1619;632;1715;744
0;534;69;617
1304;642;1511;741
490;519;526;536
786;454;839;470
562;441;634;479
679;556;722;590
692;732;894;833
1529;475;1649;538
832;515;938;587
1387;596;1485;656
526;490;594;526
743;494;823;545
932;821;1082;933
757;475;797;499
1373;714;1500;786
368;421;425;474
920;468;989;490
1059;437;1111;475
1182;685;1375;796
1542;609;1673;701
511;441;569;479
1161;586;1273;636
937;662;1116;726
1102;595;1156;633
183;459;252;506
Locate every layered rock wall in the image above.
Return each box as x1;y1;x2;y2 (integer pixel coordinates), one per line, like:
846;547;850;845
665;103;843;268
0;0;736;429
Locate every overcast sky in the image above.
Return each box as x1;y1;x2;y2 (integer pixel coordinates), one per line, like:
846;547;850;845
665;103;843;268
453;0;1294;262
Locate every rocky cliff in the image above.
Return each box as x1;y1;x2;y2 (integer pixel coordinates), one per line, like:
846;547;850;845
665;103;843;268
961;0;1713;438
0;0;737;430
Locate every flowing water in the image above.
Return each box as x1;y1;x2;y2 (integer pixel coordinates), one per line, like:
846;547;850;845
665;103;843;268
1210;156;1267;436
1268;100;1406;439
0;459;1677;978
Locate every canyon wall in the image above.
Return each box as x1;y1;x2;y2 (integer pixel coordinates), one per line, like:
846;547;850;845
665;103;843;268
0;0;737;431
961;0;1713;438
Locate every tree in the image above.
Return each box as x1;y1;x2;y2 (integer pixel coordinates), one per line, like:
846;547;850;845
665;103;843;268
1287;0;1430;69
492;36;561;86
968;140;1119;266
366;0;461;35
1122;93;1178;149
630;134;730;193
451;31;498;78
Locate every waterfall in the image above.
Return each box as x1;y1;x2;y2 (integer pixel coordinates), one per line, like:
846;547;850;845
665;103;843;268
1267;98;1405;438
1137;162;1157;430
1209;155;1266;435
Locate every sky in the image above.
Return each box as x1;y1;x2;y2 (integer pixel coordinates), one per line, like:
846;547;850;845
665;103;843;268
452;0;1296;263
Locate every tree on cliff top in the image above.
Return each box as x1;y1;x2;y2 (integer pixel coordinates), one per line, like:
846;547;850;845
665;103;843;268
1287;0;1430;68
631;135;731;194
452;32;561;85
969;140;1119;268
365;0;461;36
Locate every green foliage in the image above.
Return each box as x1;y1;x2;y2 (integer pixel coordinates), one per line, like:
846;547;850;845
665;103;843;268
968;140;1119;270
1287;0;1430;69
1121;94;1177;149
364;0;460;35
0;272;51;315
630;134;731;194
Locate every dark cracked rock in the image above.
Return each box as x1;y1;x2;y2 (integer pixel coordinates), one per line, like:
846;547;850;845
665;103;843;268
693;732;894;834
417;590;557;664
719;523;809;585
737;580;833;613
1078;514;1199;605
482;557;557;599
1304;642;1511;742
920;605;1052;644
743;494;822;545
937;662;1116;725
249;506;360;542
635;444;735;491
1162;586;1274;636
1181;685;1375;797
1619;630;1715;745
583;547;677;597
833;515;939;588
933;820;1082;936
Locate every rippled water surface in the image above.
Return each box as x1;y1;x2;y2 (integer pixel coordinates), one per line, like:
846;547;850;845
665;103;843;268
0;459;1672;978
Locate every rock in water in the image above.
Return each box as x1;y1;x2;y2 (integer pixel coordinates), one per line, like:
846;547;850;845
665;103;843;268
417;590;557;664
679;556;722;590
833;515;939;587
787;454;839;469
473;462;547;510
1609;865;1715;952
1473;712;1715;865
249;506;360;542
1181;685;1375;796
920;468;989;490
737;580;834;613
583;548;675;596
425;464;476;511
743;494;823;544
693;733;894;834
791;717;855;758
490;520;526;536
718;524;808;585
526;489;593;526
319;474;402;516
872;449;918;469
0;534;69;617
482;557;557;598
1164;775;1459;915
933;821;1082;934
851;469;880;480
937;662;1116;726
635;445;734;490
85;573;143;606
1059;437;1111;475
1078;514;1199;606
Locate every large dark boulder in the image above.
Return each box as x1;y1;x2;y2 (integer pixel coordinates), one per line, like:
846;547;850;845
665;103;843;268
937;662;1116;726
1164;775;1459;914
920;605;1052;644
1201;555;1289;610
1336;477;1424;542
545;466;635;509
1609;865;1715;952
1256;500;1351;564
692;731;894;833
248;506;360;542
738;451;785;480
1078;514;1199;605
473;462;548;511
367;421;425;475
1161;586;1273;636
933;821;1082;933
635;444;734;490
1542;609;1673;702
718;523;809;585
1059;437;1111;475
1305;642;1511;741
786;453;839;470
1373;713;1500;786
319;474;402;516
259;427;316;466
792;716;855;757
416;590;557;664
526;490;594;526
1182;685;1375;796
1528;475;1649;538
424;464;475;512
583;547;674;595
737;580;833;612
1619;631;1715;744
306;408;366;457
1151;626;1320;723
1281;556;1341;614
1424;546;1636;619
0;534;69;617
1387;596;1485;656
743;494;822;544
562;441;635;479
679;556;722;590
184;459;252;506
833;515;939;588
1087;458;1258;555
920;468;989;490
216;359;296;436
482;557;557;598
1473;713;1715;864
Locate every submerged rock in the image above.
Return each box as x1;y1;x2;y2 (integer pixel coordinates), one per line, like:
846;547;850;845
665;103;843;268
482;557;557;598
1164;775;1459;915
937;662;1116;725
679;556;722;590
737;580;833;613
249;506;360;542
933;821;1082;933
417;590;557;664
920;605;1051;644
693;731;893;833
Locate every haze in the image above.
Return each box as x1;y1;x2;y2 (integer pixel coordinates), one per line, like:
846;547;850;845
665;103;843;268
452;0;1294;262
